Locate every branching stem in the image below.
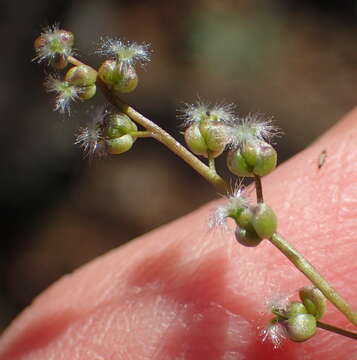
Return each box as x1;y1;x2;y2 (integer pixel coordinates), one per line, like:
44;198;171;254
68;56;229;193
67;55;357;331
270;233;357;327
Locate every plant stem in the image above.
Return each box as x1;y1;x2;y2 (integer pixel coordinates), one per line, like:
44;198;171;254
67;56;229;193
317;321;357;340
131;131;152;138
68;55;357;329
208;156;216;173
269;233;357;327
254;175;264;203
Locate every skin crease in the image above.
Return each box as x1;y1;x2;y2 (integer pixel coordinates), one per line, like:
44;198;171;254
0;110;356;360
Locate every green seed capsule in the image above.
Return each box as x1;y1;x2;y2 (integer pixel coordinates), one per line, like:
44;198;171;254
299;286;326;320
106;134;135;155
253;141;277;176
65;65;97;86
233;207;254;231
199;119;228;156
112;64;138;94
251;203;277;239
286;302;308;318
184;123;209;157
235;227;262;247
105;113;137;139
78;84;96;100
226;140;277;177
286;314;316;342
98;60;117;86
226;149;253;177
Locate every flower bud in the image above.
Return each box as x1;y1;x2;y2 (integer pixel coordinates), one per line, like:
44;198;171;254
285;314;316;342
227;140;277;177
286;302;308;318
78;84;96;100
105;113;137;139
251;203;277;239
106;135;135;155
235;227;262;247
299;286;326;320
65;65;97;86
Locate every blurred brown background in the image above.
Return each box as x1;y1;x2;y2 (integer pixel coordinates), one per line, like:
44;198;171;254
0;0;356;331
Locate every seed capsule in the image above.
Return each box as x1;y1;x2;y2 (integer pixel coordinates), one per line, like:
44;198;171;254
65;65;97;86
105;113;137;139
235;227;262;247
299;286;326;320
112;64;138;94
286;302;308;318
78;84;96;100
286;314;316;342
251;203;277;239
106;135;135;155
227;140;277;177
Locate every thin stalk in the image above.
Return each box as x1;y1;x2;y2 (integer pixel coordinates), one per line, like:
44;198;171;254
316;321;357;340
254;175;264;203
208;155;216;173
67;56;229;193
270;233;357;327
131;131;152;138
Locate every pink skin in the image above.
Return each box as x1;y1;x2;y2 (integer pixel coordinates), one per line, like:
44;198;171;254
0;110;356;360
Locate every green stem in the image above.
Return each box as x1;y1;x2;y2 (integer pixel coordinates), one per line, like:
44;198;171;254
316;321;357;340
208;155;216;173
270;233;357;327
67;56;229;193
114;98;228;192
131;130;152;138
67;55;357;331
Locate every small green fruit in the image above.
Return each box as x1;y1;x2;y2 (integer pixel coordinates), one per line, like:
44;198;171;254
78;84;96;100
65;65;97;86
226;140;277;177
106;135;135;155
105;113;137;139
286;302;308;318
299;286;326;320
98;60;117;86
112;64;138;94
235;227;262;247
184;123;209;157
227;149;253;177
253;141;277;176
286;314;316;342
251;203;277;239
199;119;228;155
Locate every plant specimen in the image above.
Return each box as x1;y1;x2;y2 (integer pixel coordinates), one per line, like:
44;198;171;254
33;24;357;346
